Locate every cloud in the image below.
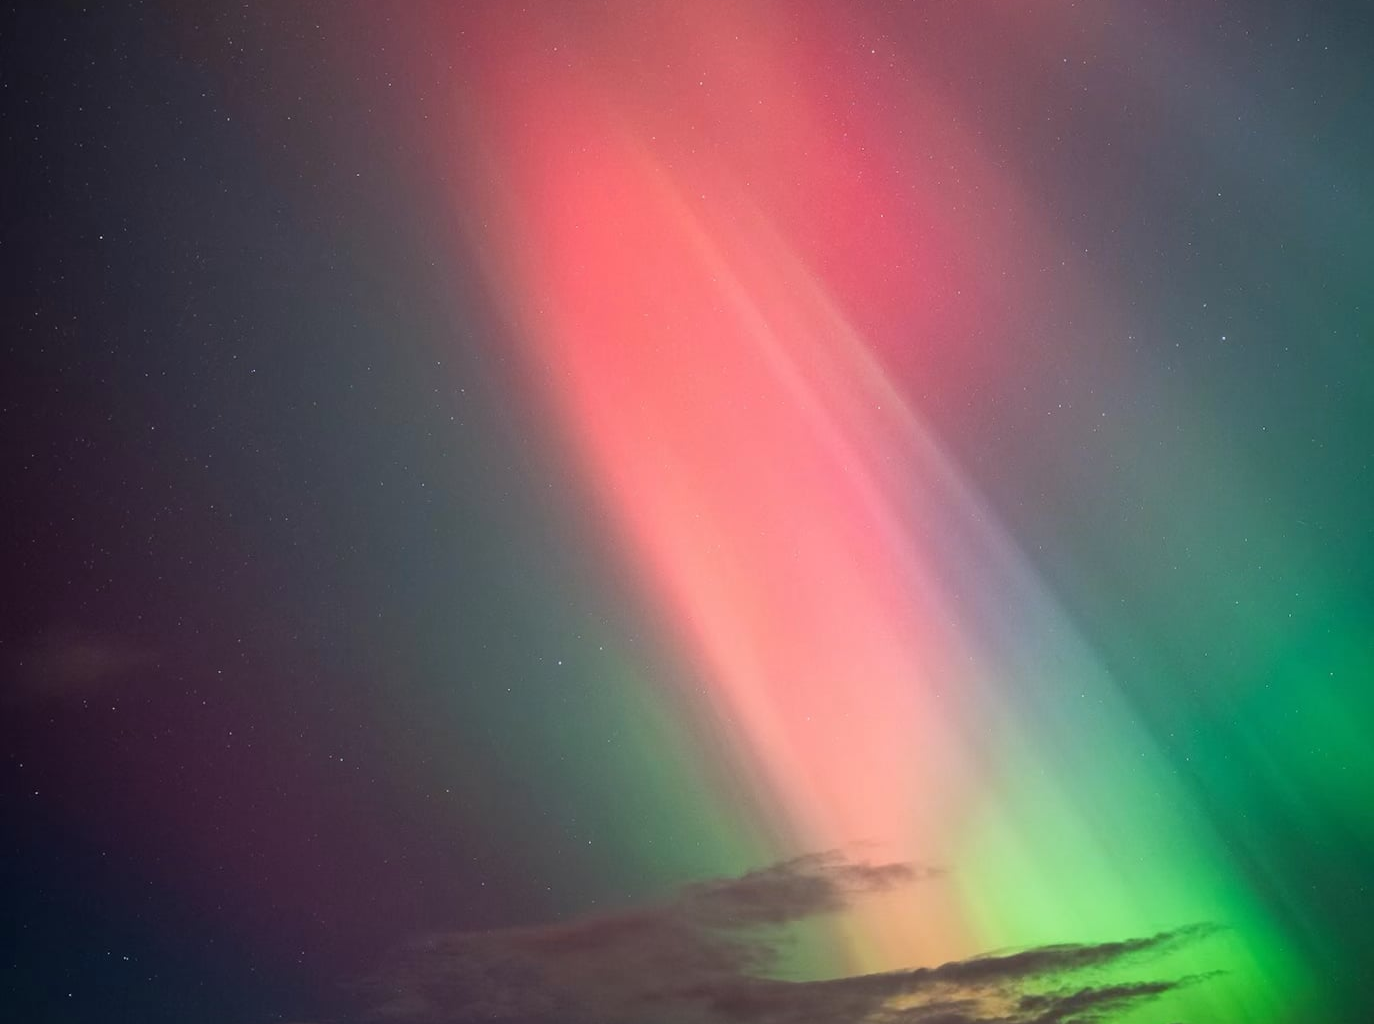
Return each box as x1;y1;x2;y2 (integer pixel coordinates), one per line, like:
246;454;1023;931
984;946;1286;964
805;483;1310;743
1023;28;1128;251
677;851;934;928
336;853;1219;1024
5;627;154;702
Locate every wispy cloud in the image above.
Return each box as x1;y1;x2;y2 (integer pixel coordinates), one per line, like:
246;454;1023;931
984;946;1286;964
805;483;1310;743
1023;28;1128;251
333;852;1218;1024
5;627;153;702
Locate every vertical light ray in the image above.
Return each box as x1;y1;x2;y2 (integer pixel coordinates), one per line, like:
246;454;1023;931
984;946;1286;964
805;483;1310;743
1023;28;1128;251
445;0;1321;1016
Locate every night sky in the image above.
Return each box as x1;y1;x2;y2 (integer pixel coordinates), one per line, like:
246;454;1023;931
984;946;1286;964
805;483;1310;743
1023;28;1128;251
4;3;1374;1023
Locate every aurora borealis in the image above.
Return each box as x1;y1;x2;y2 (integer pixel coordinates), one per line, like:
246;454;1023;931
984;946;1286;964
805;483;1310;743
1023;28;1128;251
4;2;1374;1022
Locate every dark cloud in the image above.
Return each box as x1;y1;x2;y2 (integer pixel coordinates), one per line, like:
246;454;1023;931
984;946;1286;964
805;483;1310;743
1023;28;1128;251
334;853;1219;1024
1013;979;1183;1021
678;851;932;928
671;934;1211;1024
